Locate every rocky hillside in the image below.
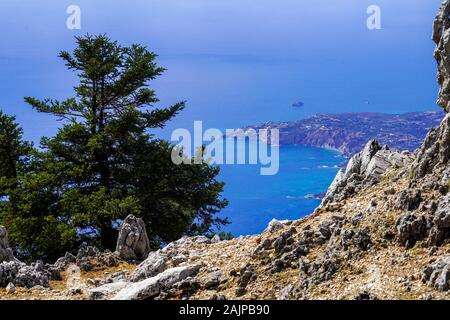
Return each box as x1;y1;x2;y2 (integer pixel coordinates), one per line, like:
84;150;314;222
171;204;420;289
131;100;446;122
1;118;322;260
239;112;442;157
1;1;450;301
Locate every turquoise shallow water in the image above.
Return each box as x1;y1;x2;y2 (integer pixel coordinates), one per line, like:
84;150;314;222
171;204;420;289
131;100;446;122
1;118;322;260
217;145;344;236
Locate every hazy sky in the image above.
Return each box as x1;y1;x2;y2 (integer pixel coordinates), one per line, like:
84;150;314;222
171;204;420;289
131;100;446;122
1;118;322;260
0;0;443;142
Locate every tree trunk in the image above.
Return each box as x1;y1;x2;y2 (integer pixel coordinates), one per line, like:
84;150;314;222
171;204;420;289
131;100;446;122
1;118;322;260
99;219;116;251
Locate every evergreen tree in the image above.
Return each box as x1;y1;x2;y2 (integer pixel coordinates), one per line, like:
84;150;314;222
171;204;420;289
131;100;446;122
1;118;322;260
0;111;77;262
22;34;228;254
0;111;29;185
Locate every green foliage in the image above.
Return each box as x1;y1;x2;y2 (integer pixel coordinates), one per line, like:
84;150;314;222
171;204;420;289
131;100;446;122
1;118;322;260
0;34;228;262
0;112;31;185
217;231;234;241
0;111;78;262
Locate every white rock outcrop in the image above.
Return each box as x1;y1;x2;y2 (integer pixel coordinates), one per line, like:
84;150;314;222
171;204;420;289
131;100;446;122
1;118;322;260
0;226;15;263
433;0;450;113
112;265;201;300
321;140;410;206
115;215;150;262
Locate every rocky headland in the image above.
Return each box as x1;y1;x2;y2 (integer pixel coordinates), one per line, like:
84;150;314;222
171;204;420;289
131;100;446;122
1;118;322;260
239;111;442;157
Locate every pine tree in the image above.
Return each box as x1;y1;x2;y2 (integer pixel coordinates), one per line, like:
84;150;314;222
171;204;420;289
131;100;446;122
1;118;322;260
0;111;77;262
22;34;228;253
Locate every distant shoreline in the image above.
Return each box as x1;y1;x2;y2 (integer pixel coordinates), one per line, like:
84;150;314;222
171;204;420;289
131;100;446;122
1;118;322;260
236;111;442;157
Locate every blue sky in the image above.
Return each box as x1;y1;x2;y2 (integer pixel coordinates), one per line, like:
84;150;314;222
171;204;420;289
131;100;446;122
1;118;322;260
0;0;443;142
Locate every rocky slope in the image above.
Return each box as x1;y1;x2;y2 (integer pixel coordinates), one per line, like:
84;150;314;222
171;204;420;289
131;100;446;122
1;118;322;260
2;0;450;301
238;112;442;157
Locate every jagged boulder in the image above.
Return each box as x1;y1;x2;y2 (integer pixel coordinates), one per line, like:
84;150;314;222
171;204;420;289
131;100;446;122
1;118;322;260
303;247;341;286
354;290;379;300
337;226;372;251
395;190;423;211
321;140;410;206
236;263;256;296
422;257;450;291
252;238;273;257
74;246;120;272
265;219;291;233
130;251;168;282
433;193;450;228
396;212;427;248
116;215;150;262
112;264;202;300
13;260;49;288
0;227;51;288
5;282;16;294
0;261;21;287
411;115;450;179
433;0;450;113
88;281;129;300
272;227;296;254
0;260;49;288
0;227;15;263
410;1;450;178
46;246;121;280
53;252;76;271
428;194;450;246
318;217;345;241
129;235;212;283
352;228;372;251
202;271;226;289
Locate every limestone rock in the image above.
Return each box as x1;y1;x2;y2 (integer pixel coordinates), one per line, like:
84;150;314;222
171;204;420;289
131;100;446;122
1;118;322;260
0;260;50;288
129;251;168;282
395;190;423;211
14;260;49;288
272;228;296;254
304;247;340;286
202;271;226;289
265;219;291;233
352;228;372;251
5;282;15;294
128;234;217;283
351;213;364;226
116;215;150;262
396;212;427;248
88;281;129;300
433;194;450;229
54;252;76;270
318;218;344;241
252;238;273;257
0;227;15;263
210;234;221;244
433;0;450;113
428;194;450;246
321;140;410;206
411;115;450;179
176;276;201;291
422;257;450;291
0;261;21;287
354;290;378;300
112;265;202;300
46;246;121;280
277;284;294;300
237;263;255;289
276;283;304;300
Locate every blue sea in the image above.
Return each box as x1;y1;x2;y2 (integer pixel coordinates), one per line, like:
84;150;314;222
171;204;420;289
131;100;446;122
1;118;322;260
216;145;344;236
